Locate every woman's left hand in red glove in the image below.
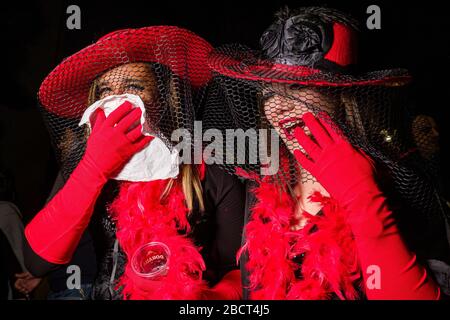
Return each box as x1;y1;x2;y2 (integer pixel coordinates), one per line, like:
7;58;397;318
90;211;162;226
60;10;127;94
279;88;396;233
292;112;440;300
292;112;377;210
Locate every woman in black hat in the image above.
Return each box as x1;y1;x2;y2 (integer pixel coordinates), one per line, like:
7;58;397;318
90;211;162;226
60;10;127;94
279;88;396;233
204;6;449;299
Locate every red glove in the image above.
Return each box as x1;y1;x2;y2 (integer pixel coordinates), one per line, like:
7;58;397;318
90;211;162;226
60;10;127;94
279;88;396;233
293;112;440;300
201;270;242;300
25;101;153;264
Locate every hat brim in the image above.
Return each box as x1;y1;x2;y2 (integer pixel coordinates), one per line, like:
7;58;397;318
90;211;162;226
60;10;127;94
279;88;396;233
207;46;411;87
39;26;212;118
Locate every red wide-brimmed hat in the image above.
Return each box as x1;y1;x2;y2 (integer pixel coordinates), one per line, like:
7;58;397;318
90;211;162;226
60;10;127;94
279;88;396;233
39;26;213;118
208;7;410;87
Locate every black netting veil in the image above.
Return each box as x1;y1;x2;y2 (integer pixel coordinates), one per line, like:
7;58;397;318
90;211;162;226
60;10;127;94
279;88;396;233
202;43;448;224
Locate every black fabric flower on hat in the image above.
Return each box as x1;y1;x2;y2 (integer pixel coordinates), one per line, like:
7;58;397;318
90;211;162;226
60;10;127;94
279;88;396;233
260;7;358;68
260;13;332;67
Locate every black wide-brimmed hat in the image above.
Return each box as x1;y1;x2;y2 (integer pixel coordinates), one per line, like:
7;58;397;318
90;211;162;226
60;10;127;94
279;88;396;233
208;7;410;86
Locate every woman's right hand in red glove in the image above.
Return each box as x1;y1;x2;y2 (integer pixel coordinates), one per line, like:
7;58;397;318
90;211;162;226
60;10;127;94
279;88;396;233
25;101;153;265
83;101;153;180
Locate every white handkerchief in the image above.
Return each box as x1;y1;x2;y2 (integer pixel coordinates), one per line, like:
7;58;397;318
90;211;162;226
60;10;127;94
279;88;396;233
79;94;179;182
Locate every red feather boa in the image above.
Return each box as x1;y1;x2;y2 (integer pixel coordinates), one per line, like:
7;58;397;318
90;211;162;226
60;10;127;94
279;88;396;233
108;179;208;299
240;174;364;300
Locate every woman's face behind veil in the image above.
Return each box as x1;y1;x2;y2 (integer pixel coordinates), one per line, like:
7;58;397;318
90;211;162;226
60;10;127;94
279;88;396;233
262;84;338;154
90;62;166;134
58;62;161;174
95;62;158;106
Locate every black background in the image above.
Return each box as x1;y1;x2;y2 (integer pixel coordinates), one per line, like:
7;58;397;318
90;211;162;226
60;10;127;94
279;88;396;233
1;0;449;221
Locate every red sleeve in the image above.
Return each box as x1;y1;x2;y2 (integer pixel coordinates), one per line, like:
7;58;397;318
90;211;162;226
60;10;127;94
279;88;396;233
349;191;440;300
25;159;106;264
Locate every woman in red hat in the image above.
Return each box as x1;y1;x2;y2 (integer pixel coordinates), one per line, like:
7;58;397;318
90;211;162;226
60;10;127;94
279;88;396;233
204;7;449;299
24;26;244;300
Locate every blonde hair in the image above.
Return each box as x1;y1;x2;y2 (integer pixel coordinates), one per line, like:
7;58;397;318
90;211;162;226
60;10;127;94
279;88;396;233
87;63;205;212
